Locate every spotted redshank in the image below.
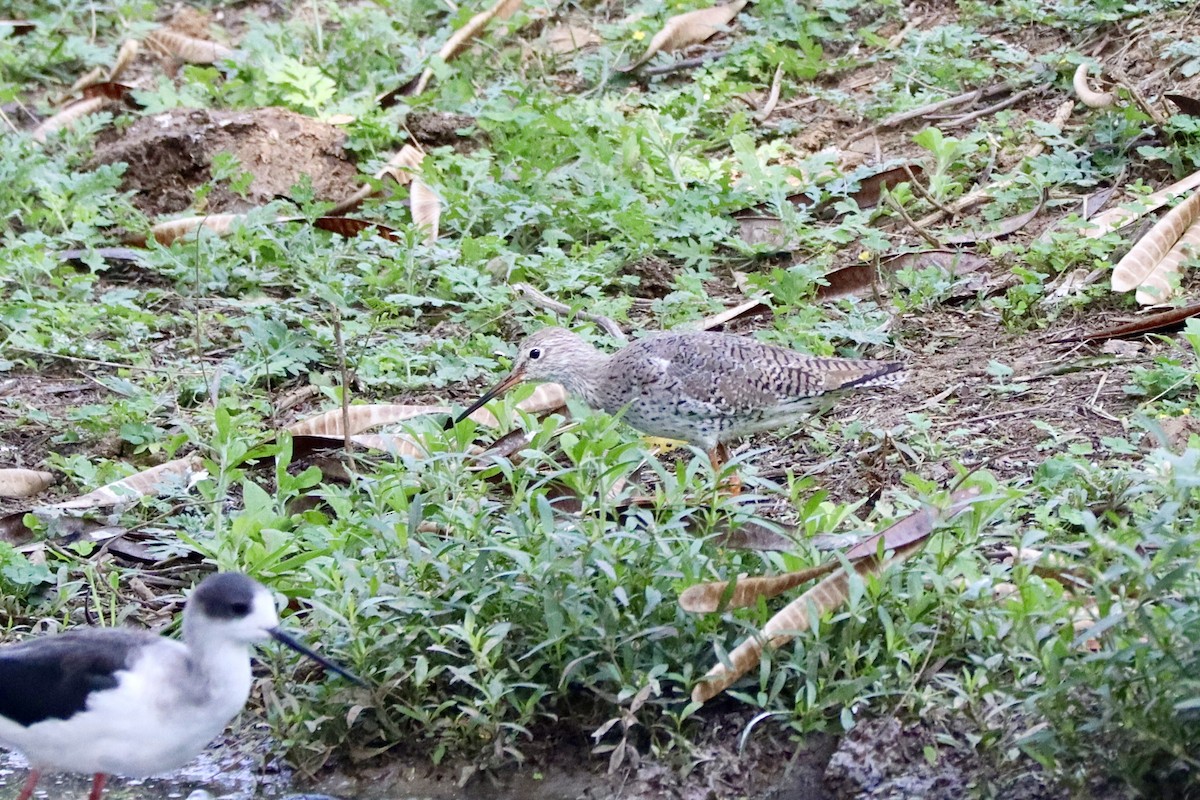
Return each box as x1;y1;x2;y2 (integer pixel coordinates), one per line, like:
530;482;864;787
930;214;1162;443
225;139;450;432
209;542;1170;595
456;327;907;485
0;572;362;800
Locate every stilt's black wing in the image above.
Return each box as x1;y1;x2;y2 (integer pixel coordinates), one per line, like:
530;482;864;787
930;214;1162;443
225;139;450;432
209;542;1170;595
0;629;152;726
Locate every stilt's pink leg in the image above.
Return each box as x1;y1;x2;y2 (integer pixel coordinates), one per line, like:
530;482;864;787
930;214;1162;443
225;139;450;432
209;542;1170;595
88;773;108;800
15;770;41;800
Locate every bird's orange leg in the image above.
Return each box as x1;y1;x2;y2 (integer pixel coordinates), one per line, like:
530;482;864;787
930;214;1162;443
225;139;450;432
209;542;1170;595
16;770;41;800
88;773;108;800
708;443;742;496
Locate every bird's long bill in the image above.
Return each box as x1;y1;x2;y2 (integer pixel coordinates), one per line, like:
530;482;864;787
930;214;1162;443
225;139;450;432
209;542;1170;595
453;369;526;424
270;628;366;686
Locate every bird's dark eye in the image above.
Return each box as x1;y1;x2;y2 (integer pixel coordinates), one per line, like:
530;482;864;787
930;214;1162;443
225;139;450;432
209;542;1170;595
528;347;542;360
230;602;251;616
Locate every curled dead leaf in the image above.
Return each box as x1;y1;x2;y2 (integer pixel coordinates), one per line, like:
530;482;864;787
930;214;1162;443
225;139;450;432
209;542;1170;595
1085;168;1200;239
691;541;922;704
31;96;111;143
679;564;839;613
0;469;55;499
1073;63;1115;109
130;213;253;246
411;179;441;242
310;217;402;242
110;39;140;81
621;0;747;72
145;28;235;64
1111;189;1200;305
410;0;525;96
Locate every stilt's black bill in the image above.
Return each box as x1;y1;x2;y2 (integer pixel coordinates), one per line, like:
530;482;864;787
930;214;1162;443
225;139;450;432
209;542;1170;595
270;629;366;686
452;371;524;425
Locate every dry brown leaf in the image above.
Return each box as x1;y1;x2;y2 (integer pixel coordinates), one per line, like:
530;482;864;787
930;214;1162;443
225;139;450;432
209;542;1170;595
1137;218;1200;304
145;28;235;64
328;146;425;216
287;404;474;437
131;214;253;246
1068;302;1200;342
411;179;441;242
0;469;54;499
544;24;601;54
691;540;922;704
690;487;981;704
31;96;111;143
621;0;747;72
411;0;525;95
1073;63;1115;109
1111;189;1200;304
310;217;402;242
679;563;839;613
942;196;1044;244
845;486;982;560
1;20;36;35
816;250;988;302
1085;169;1200;239
51;456;203;510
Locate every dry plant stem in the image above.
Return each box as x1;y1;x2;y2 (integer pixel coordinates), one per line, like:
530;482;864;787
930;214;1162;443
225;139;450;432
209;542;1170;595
642;49;727;76
512;282;628;342
846;79;1017;143
902;164;958;219
883;193;943;248
1108;66;1167;126
913;98;1072;229
332;306;352;453
756;63;784;122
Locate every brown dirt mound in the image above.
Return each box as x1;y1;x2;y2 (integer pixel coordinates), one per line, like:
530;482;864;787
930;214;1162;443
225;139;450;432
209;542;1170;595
90;106;359;217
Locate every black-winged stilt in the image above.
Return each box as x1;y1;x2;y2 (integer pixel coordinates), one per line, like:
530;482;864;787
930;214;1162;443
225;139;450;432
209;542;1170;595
0;572;362;800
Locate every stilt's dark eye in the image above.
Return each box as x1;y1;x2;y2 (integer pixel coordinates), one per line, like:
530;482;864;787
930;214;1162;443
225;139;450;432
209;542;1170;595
230;602;251;616
528;348;542;360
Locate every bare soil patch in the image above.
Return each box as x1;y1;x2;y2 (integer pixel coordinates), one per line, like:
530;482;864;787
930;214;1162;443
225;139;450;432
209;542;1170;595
90;107;359;217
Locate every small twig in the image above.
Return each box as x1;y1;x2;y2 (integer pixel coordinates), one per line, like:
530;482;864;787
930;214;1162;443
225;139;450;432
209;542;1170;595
756;63;784;122
512;282;628;342
882;192;942;249
7;347;201;374
912;98;1072;230
331;305;352;453
642;49;727;77
940;85;1044;128
1108;65;1168;127
901;163;959;220
774;95;819;112
886;15;923;49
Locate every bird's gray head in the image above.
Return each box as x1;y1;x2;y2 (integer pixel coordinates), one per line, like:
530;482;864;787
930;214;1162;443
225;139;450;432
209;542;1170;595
510;327;597;385
455;327;603;422
187;573;279;644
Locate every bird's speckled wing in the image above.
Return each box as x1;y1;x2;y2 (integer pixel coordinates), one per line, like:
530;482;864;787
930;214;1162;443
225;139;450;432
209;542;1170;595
611;332;903;417
0;628;155;727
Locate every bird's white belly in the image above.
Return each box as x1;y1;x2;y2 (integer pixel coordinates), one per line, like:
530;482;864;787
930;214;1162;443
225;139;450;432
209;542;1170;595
0;643;250;777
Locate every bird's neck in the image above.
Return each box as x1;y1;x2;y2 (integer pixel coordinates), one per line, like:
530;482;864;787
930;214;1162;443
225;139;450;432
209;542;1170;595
182;623;254;709
556;349;610;408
